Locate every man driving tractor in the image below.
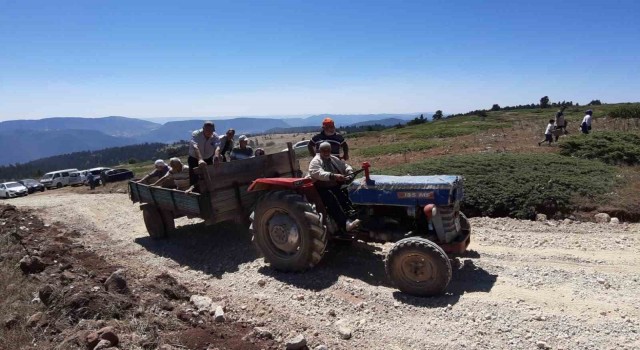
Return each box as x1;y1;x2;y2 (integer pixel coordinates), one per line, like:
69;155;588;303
308;142;361;234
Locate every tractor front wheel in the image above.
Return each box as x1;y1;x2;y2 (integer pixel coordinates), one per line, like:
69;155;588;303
251;190;327;271
385;237;452;297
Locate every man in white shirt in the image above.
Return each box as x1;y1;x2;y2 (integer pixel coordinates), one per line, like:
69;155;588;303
538;119;555;146
309;142;360;233
188;121;220;186
581;110;593;134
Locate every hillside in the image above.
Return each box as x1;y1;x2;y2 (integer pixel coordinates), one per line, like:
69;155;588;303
343;103;640;221
0;116;160;137
0;129;137;166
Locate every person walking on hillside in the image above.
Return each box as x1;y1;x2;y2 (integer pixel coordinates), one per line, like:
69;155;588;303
308;118;349;160
188;121;220;187
554;107;568;141
580;109;593;134
538;119;556;146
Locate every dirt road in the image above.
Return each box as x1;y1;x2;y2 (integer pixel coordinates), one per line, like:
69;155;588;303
9;190;640;349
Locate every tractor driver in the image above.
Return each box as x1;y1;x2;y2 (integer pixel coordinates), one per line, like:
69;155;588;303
308;142;361;234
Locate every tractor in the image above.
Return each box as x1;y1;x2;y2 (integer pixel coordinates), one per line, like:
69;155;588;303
248;162;471;297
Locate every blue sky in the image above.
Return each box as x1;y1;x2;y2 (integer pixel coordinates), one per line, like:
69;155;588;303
1;0;638;120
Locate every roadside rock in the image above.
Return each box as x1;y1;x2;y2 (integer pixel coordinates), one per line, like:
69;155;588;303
104;270;129;294
535;214;547;222
39;284;55;305
86;326;119;349
336;320;352;340
594;213;610;223
285;334;307;350
93;339;113;350
26;312;45;328
19;255;46;274
314;345;328;350
190;295;213;313
4;314;19;329
254;326;273;339
610;217;620;224
214;305;225;322
98;326;119;346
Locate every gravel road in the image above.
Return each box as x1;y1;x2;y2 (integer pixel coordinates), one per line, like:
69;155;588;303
9;189;640;349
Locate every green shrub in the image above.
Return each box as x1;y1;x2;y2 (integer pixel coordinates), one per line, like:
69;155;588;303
559;132;640;165
382;153;615;219
356;140;441;157
609;104;640;119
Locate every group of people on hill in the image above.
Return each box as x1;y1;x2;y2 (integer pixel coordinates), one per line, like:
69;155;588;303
538;108;594;146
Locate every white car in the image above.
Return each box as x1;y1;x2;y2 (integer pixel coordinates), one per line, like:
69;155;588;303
0;182;29;198
68;171;86;186
281;140;310;152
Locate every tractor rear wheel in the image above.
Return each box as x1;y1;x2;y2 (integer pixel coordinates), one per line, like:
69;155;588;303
251;190;327;271
385;237;452;297
142;204;174;239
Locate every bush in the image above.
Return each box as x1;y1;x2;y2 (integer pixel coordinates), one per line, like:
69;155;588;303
609;104;640;119
382;153;615;219
559;132;640;165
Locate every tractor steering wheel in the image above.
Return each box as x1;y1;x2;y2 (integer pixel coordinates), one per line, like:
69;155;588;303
343;167;366;185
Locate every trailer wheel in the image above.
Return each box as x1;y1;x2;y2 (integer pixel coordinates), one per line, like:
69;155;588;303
252;190;327;271
142;204;174;239
385;237;452;297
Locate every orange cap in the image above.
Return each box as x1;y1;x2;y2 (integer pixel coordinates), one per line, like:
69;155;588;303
322;117;334;127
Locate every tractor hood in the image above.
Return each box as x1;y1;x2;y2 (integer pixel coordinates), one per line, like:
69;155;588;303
348;175;464;207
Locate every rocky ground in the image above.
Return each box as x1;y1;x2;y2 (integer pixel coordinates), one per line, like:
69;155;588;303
3;189;640;349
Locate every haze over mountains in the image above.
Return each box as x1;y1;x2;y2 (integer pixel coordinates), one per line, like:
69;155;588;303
0;113;427;165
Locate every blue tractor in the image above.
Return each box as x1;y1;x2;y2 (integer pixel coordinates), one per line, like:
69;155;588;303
249;162;471;296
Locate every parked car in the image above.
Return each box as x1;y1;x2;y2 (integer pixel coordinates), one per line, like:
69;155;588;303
281;140;310;152
18;179;45;193
40;168;79;189
102;168;134;183
0;182;28;198
83;167;112;186
68;171;85;186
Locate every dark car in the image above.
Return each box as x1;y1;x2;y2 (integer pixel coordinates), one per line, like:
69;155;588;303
102;168;134;183
18;179;45;193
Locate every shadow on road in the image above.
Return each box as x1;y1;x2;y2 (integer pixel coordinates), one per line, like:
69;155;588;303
259;242;498;307
134;221;257;279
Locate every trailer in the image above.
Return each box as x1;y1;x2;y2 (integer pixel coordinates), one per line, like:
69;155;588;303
129;144;301;238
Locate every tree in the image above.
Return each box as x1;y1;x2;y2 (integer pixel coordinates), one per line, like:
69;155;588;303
491;104;501;111
477;110;488;120
432;110;443;120
588;99;602;105
540;96;550;108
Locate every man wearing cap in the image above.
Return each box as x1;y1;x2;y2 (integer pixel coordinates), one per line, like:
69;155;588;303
188;121;220;186
230;135;254;160
138;159;170;184
309;142;360;234
580;110;593;134
308;117;349;160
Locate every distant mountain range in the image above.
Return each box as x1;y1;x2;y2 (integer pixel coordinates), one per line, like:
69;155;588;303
0;113;430;165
